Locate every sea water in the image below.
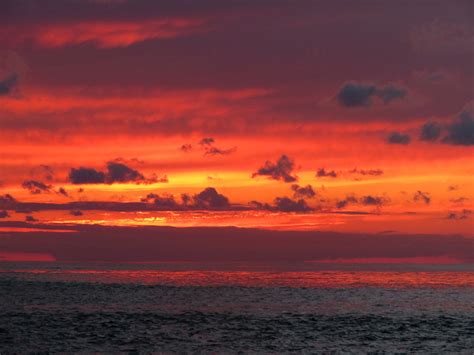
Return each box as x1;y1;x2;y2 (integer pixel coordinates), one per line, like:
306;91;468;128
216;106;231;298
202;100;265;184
1;262;473;353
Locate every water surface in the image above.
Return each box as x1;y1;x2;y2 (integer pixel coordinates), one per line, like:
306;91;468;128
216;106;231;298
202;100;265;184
1;262;473;353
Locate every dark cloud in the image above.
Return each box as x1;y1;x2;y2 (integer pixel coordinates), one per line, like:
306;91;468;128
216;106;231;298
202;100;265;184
253;155;297;183
21;180;52;194
25;215;38;222
0;194;17;210
180;144;193;152
337;82;376;107
192;187;230;209
150;174;169;183
22;180;68;197
387;132;411;145
0;210;9;218
199;137;215;146
182;138;236;156
1;191;235;213
335;200;348;209
336;195;386;209
291;184;316;199
0;73;19;96
335;195;358;209
360;195;385;206
273;196;312;212
181;193;192;206
248;200;271;210
2;223;473;263
57;187;68;197
413;190;431;204
113;157;145;165
0;194;16;204
69;167;106;184
443;109;474;146
448;185;459;191
447;209;472;220
337;82;406;107
140;193;159;202
250;196;312;213
69;161;160;184
204;146;237;156
420;121;442;142
70;210;83;216
316;168;337;178
105;161;145;183
450;197;468;204
376;84;407;104
348;168;383;176
141;193;180;209
154;195;180;209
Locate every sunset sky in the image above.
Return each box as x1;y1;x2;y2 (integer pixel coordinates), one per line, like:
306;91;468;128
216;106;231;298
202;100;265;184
0;1;473;262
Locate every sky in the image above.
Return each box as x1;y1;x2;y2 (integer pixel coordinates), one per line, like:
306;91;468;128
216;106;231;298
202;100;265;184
0;0;473;262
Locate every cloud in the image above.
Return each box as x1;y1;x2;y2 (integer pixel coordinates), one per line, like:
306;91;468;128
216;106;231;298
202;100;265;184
141;193;180;209
291;184;316;199
413;190;431;204
70;210;83;216
0;194;17;210
192;187;230;209
21;180;52;194
337;82;376;107
337;82;406;107
348;168;383;176
105;161;145;183
360;195;385;206
204;146;237;156
25;215;38;222
22;180;68;197
420;121;442;142
252;155;297;183
0;210;9;218
11;18;208;48
69;161;161;184
447;209;472;220
69;167;106;184
448;185;459;191
450;197;469;204
180;143;193;152
418;105;474;146
0;73;19;96
199;137;215;146
273;197;312;212
250;196;312;213
181;193;192;206
336;195;387;209
3;223;473;263
315;168;384;180
335;196;358;209
387;132;411;145
57;187;68;197
182;138;236;156
375;85;406;104
443;109;474;146
316;168;337;178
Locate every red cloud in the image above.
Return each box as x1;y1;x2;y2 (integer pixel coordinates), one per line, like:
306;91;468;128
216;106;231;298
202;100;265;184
5;18;208;48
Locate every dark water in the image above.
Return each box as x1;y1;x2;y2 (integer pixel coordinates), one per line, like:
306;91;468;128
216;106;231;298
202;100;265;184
1;262;473;353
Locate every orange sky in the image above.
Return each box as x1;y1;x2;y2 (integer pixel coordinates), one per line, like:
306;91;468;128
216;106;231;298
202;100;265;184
0;0;473;242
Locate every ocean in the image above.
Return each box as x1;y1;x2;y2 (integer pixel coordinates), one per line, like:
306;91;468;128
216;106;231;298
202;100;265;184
1;262;473;353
